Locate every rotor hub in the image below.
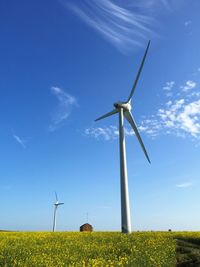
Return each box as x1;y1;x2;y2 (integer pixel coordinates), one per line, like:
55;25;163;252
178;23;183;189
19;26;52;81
114;102;131;111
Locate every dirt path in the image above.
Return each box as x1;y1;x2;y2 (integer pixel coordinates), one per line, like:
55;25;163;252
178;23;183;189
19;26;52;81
176;238;200;266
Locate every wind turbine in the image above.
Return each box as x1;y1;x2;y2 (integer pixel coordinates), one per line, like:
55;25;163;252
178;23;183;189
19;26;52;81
52;192;64;232
95;41;151;234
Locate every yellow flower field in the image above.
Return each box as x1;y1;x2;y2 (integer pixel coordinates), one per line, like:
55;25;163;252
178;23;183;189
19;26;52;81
0;232;176;267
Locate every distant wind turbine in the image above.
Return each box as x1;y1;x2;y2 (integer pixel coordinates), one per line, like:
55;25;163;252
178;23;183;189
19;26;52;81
52;192;64;232
95;40;151;234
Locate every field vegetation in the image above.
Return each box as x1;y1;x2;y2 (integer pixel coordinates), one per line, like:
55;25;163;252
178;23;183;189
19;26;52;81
0;231;200;266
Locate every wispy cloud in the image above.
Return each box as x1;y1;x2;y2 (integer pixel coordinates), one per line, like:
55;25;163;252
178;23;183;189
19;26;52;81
85;126;118;141
63;0;186;52
62;0;182;52
184;20;192;27
49;86;77;132
163;81;175;91
163;81;175;97
180;80;196;92
84;124;149;141
176;182;193;188
13;134;26;148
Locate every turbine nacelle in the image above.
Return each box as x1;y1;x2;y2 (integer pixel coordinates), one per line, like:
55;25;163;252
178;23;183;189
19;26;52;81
114;101;131;112
54;202;64;206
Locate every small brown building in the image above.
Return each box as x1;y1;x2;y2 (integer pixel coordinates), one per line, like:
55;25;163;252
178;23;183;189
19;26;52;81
80;223;93;232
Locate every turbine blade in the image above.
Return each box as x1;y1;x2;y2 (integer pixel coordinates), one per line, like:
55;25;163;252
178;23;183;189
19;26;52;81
95;109;118;122
124;111;151;163
126;40;150;102
55;191;58;202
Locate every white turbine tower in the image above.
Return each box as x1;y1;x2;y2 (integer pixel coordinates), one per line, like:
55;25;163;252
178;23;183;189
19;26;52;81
95;41;151;234
52;192;64;232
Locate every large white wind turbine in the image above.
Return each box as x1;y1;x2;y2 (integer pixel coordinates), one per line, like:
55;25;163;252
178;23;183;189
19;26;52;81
95;41;151;234
52;192;64;232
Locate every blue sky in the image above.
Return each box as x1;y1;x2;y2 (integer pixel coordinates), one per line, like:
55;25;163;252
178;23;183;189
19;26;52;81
1;0;200;231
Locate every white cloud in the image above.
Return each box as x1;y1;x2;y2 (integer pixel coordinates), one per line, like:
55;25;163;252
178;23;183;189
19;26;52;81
176;182;192;188
178;100;200;135
86;98;200;141
181;80;197;92
163;81;175;91
85;71;200;142
136;76;200;140
13;134;26;148
141;95;200;139
87;81;200;141
49;86;77;131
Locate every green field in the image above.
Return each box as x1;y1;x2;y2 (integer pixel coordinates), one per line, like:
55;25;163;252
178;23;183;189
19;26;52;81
0;232;200;266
